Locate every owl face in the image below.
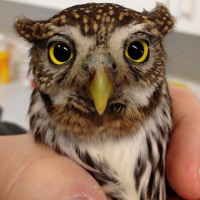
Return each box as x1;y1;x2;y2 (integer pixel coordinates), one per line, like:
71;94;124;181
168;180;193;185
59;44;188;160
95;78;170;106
15;3;174;122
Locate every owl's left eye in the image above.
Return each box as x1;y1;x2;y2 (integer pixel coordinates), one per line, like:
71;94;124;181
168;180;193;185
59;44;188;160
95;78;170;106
125;40;149;63
48;42;74;65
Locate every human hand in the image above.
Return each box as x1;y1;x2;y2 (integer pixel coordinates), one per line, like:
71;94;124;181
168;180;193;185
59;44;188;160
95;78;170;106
0;134;107;200
167;85;200;200
0;85;199;200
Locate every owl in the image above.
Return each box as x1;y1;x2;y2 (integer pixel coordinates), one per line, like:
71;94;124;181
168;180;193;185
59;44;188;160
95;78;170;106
15;3;174;200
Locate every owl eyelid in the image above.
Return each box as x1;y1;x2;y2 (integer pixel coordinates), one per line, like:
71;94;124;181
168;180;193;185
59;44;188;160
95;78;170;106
47;33;76;47
125;38;150;47
126;31;151;45
47;38;73;50
131;31;152;39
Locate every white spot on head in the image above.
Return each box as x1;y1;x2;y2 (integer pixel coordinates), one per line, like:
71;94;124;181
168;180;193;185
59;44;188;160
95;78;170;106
127;85;156;107
49;25;95;53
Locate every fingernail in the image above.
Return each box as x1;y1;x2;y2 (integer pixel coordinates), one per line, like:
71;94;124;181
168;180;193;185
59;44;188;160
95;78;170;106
62;193;95;200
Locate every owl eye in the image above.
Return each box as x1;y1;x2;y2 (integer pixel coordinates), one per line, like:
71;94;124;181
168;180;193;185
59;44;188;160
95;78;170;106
48;42;74;65
125;40;149;63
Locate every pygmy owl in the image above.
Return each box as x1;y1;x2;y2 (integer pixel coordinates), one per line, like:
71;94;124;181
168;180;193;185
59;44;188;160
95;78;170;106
15;3;174;200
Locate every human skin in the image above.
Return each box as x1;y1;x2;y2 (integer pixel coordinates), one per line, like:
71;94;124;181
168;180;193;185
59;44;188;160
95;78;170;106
166;85;200;200
0;85;199;200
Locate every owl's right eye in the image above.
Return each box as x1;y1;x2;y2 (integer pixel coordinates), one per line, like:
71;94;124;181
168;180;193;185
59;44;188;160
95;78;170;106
48;42;74;65
125;40;149;63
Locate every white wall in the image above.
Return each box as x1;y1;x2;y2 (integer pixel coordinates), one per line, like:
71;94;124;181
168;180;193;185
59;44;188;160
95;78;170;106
5;0;166;11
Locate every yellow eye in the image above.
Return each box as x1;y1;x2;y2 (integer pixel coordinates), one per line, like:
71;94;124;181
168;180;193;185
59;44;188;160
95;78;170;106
125;40;149;63
49;42;74;65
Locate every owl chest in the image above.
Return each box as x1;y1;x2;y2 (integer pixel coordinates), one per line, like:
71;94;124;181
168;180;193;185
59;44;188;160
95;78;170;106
30;89;171;200
68;124;168;200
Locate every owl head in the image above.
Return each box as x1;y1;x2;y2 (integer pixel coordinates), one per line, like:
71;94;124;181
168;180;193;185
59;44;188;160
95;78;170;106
15;3;174;137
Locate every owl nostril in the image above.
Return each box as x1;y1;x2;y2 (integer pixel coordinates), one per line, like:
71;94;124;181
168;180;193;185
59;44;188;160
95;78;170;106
111;63;117;72
82;64;90;73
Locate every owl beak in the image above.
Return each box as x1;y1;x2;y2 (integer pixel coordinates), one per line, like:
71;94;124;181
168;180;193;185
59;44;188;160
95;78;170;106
88;67;113;115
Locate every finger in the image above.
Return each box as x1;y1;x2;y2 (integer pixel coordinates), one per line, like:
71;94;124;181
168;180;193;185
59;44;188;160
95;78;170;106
166;85;200;199
0;134;107;200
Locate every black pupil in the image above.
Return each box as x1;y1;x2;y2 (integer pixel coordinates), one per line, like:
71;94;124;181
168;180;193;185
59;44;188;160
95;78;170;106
128;41;144;60
54;43;71;62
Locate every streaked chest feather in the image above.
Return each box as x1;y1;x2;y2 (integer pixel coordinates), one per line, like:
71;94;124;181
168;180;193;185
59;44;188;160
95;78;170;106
29;83;172;200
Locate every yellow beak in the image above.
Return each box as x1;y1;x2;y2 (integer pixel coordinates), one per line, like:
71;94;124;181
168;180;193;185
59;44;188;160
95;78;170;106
88;67;113;115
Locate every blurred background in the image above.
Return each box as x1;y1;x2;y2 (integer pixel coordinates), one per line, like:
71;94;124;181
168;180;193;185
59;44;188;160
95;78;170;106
0;0;199;130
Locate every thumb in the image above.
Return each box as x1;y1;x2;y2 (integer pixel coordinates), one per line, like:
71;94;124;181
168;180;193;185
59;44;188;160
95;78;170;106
0;134;106;200
166;85;200;199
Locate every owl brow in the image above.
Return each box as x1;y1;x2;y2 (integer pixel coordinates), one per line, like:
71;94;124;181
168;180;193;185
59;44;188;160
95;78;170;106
48;33;73;43
47;34;76;48
123;32;151;49
129;31;152;40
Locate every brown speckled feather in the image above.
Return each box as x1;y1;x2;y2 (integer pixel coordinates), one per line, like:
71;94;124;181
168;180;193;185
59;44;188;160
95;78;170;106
15;3;174;42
